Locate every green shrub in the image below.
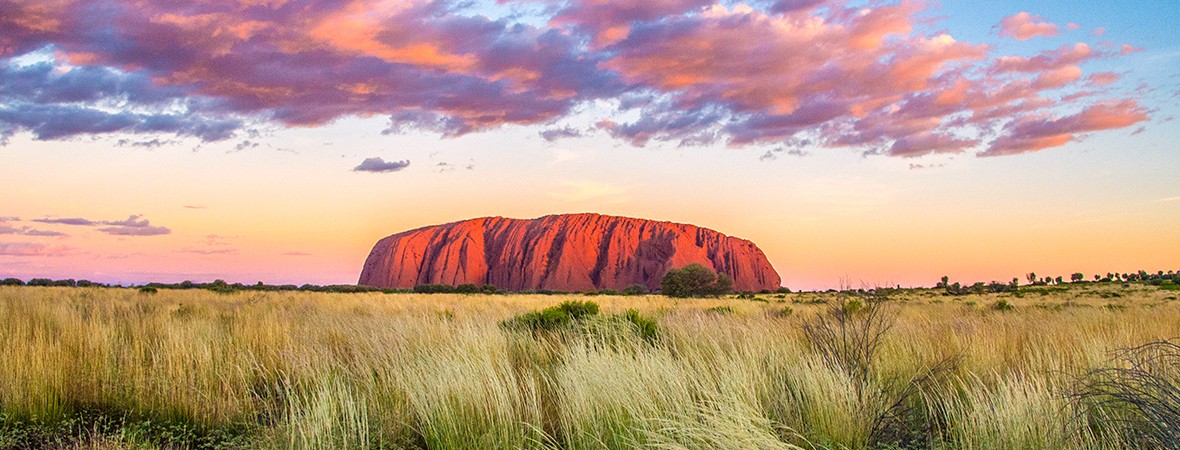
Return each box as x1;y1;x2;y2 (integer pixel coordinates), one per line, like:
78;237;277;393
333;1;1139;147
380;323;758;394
661;264;733;298
621;284;649;295
501;301;600;333
413;284;455;294
623;309;659;342
502;302;659;344
706;305;734;315
842;299;864;315
991;300;1014;311
137;286;158;294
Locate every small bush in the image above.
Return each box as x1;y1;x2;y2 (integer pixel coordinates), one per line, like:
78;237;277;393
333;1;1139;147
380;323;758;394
803;301;896;383
706;305;735;315
137;286;158;295
623;309;659;342
662;264;733;298
207;285;235;294
621;284;649;295
991;300;1013;311
413;284;455;294
501;301;600;333
842;299;864;315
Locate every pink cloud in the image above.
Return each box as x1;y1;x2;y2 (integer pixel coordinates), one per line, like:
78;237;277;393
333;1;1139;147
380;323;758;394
887;133;978;158
0;242;72;257
998;12;1059;40
1092;27;1106;37
1088;72;1120;86
983;100;1149;156
993;43;1094;73
1034;65;1083;89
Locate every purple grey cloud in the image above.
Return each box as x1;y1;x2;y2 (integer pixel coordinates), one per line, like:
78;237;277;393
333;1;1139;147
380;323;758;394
0;60;241;143
97;215;170;236
540;126;584;142
354;157;411;173
98;225;170;236
32;217;99;226
31;214;169;236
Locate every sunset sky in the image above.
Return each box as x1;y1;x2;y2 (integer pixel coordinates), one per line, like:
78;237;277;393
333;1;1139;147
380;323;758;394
1;0;1177;290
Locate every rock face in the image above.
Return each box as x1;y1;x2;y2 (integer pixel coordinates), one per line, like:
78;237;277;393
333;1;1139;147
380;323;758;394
359;213;781;292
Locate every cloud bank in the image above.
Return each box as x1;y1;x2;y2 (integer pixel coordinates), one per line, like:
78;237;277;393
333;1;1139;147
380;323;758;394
0;0;1150;157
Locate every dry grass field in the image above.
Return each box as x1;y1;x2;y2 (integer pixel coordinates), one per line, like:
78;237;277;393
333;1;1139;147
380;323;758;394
0;283;1178;449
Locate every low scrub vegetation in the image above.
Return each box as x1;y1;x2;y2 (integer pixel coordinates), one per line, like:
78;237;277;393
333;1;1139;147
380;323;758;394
0;283;1177;449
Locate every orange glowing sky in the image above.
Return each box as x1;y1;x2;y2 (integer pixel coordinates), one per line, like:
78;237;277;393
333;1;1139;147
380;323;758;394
1;0;1177;290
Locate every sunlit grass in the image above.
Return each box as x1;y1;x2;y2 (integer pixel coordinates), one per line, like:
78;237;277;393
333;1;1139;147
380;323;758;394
0;284;1177;449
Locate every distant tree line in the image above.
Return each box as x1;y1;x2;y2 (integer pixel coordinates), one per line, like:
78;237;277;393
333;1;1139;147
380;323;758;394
933;269;1180;296
934;276;1021;296
0;277;398;294
1020;270;1179;286
1;278;106;287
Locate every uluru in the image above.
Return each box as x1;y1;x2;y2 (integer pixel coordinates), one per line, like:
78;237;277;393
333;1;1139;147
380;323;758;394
358;213;781;292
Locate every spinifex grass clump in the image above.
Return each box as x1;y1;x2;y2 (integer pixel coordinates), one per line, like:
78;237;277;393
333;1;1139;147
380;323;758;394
1073;340;1180;449
797;299;961;449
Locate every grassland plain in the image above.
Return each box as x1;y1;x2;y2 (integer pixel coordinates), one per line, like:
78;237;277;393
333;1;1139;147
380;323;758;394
0;283;1177;449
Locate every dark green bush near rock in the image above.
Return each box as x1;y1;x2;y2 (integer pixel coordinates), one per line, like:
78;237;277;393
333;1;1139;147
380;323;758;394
661;264;733;298
622;284;649;295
